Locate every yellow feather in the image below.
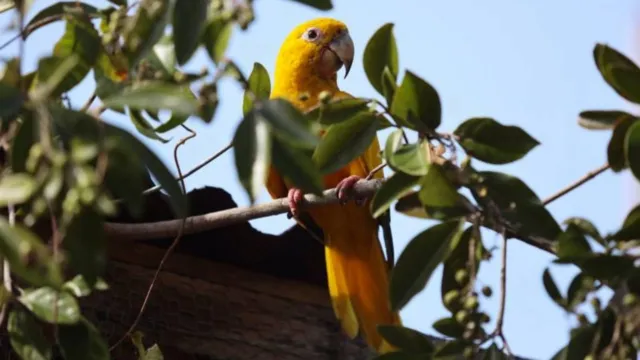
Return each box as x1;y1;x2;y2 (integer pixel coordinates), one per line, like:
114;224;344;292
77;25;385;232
267;18;401;354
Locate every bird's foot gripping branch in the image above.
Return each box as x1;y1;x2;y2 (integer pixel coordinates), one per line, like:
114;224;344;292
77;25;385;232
0;1;638;359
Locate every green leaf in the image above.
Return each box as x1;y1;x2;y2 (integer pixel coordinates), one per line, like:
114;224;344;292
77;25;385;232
63;275;109;297
578;110;634;130
103;84;198;117
387;142;430;177
432;317;465;338
107;125;187;217
271;137;323;195
418;165;470;220
0;218;62;287
8;308;52;360
433;340;468;358
103;136;145;217
144;35;177;79
394;191;431;219
625;119;640;182
543;268;565;309
24;2;99;40
0;173;37;207
607;115;637;171
0;83;24;121
287;0;332;10
610;204;640;241
566;273;594;310
380;66;397;105
64;209;106;287
391;71;441;132
128;109;169;143
243;62;271;115
377;325;434;353
123;0;172;67
233;112;271;203
556;224;592;259
10;113;36;172
454;117;539;164
390;219;464;311
306;98;371;125
579;254;635;280
563;217;604;246
143;344;164;360
257;98;319;149
473;171;561;240
370;171;420;218
312;112;379;174
173;0;208;65
593;44;640;104
19;288;80;325
58;317;110;360
33;9;101;96
483;343;508;360
363;23;398;95
373;353;429;360
550;324;596;360
202;16;233;65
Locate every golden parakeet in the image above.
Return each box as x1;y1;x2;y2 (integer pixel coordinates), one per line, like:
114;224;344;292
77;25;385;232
267;18;401;353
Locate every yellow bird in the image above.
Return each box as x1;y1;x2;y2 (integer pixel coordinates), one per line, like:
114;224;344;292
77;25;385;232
267;18;401;353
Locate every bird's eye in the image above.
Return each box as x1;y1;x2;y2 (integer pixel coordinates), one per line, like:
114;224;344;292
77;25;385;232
302;27;321;42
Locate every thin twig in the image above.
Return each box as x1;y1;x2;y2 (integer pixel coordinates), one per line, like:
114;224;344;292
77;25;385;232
542;163;610;206
104;179;384;240
492;229;512;357
140;142;233;197
365;161;387;180
80;92;97;112
109;127;196;352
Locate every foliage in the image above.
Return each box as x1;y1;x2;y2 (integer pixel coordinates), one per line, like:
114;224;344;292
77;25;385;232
0;1;637;360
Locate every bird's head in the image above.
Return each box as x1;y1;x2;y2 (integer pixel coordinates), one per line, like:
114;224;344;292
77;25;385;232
275;18;354;81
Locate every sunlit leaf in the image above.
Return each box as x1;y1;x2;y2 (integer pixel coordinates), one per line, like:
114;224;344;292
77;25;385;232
271;137;323;195
418;164;470;219
243;62;271;115
607;115;637;171
19;288;80;325
578;110;634;130
390;219;464;311
594;44;640;104
312;112;379;174
128;109;169;143
173;0;208;65
625;119;640;182
370;171;420;218
454;117;539;164
391;70;441;132
556;224;592;259
363;23;398;95
24;2;99;39
387;142;430;177
233;112;271;203
0;173;36;207
257;98;319;149
202;16;233;65
103;83;198;117
8;308;52;360
380;66;397;105
306;98;371;125
0;218;61;287
63;275;109;297
123;0;172;67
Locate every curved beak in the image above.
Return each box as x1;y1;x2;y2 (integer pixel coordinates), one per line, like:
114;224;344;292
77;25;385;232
329;30;354;79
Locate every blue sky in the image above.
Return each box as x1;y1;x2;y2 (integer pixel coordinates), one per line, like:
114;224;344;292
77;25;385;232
2;1;640;359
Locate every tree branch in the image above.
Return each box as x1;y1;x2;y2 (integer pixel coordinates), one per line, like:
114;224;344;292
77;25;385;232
104;179;384;240
542;163;610;206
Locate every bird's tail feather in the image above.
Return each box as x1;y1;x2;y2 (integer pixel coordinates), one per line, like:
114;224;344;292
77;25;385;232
325;231;402;354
